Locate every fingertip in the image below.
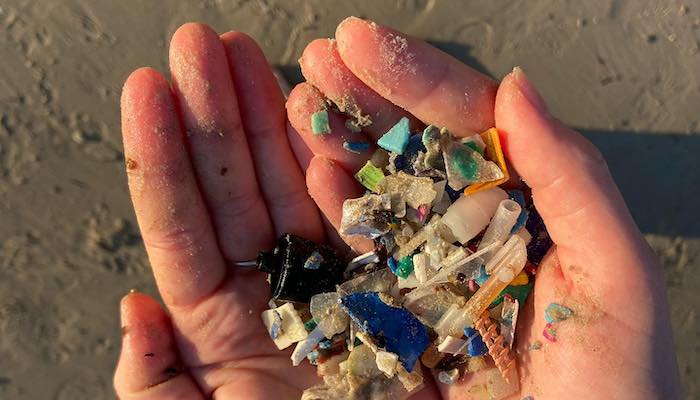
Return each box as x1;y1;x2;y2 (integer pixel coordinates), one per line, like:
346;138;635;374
170;22;219;49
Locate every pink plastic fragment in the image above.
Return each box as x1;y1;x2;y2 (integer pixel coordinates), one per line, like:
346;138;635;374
542;323;557;342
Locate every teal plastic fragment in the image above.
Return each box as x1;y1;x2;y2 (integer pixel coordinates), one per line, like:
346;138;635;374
304;318;318;332
377;117;410;154
311;110;331;135
544;303;574;323
396;256;414;279
464;140;484;156
449;145;479;181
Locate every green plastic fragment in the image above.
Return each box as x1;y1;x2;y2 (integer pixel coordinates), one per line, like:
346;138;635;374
464;141;484;156
354;161;385;192
311;110;331;135
396;256;414;279
304;318;318;332
450;146;479;181
377;117;410;154
490;282;533;307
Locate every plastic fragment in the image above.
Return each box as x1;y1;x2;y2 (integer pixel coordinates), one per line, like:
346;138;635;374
340;193;393;239
337;268;396;296
397;271;420;289
510;270;529;286
528;341;542;351
438;368;460;385
478;199;522;261
441;187;509;244
377;117;411;154
544;303;574;323
311;110;331;135
304;251;324;270
310;292;350;338
421;125;444;170
412;253;434;283
343;140;370;154
256;234;345;303
524;204;553;265
437;336;468;355
355;161;385;192
292;325;326;366
475;313;516;382
508;190;528;234
378;171;437;209
464;327;488;356
543;323;557;342
340;292;429;371
261;303;309;350
394;256;414;279
462;134;486;155
500;298;519;349
375;351;399;377
443;138;503;190
464;128;510;195
304;318;318;332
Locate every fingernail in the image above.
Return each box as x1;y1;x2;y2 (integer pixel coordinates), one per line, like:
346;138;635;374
512;66;549;114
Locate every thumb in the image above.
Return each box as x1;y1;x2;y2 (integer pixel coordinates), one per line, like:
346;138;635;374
114;291;204;399
495;68;658;289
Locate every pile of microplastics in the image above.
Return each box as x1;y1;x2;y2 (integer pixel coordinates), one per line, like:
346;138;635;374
256;115;553;400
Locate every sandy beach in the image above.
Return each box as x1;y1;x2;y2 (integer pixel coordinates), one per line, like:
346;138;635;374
0;1;698;398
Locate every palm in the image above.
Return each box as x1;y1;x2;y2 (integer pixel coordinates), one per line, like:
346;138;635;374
115;19;679;400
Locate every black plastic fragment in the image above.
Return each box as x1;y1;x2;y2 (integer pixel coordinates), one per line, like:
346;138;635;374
525;203;552;265
256;233;345;303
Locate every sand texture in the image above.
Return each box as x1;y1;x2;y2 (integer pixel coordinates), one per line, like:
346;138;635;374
0;0;698;398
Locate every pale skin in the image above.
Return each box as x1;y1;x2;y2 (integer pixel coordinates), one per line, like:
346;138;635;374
114;18;681;400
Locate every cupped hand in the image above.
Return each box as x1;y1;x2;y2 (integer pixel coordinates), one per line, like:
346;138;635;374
115;19;680;400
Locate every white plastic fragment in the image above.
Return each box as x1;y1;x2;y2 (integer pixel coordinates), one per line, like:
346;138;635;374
345;251;380;275
261;303;308;350
378;171;437;209
412;253;434;283
441;187;508;244
514;226;532;245
310;292;350;338
437;336;468;355
291;325;325;366
375;350;399;377
340;193;392;238
477;199;521;261
438;368;460;385
397;271;421;289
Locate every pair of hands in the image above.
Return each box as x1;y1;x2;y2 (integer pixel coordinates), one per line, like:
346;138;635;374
114;18;680;399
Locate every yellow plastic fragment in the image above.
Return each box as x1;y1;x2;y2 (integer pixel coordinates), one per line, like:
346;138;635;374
464;128;510;195
510;270;529;286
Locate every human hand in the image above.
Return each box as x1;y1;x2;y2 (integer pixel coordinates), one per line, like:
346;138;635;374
285;17;681;399
114;18;680;400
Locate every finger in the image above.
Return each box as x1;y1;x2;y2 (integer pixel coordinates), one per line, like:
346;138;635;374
335;17;498;136
221;31;324;242
300;38;421;138
287;122;315;172
169;23;273;261
114;292;204;400
287;82;373;172
306;156;373;253
121;67;225;306
496;68;655;293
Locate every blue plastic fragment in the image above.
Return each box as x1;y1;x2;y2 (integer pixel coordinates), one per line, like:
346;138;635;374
340;292;429;371
387;256;398;274
508;190;528;234
377;117;411;154
343;141;370;154
464;327;488;356
318;339;333;350
444;184;462;202
303;251;323;270
474;264;490;286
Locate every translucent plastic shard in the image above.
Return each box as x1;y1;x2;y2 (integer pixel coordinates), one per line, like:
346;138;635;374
464;128;510;195
337;268;396;296
441;187;508;244
310;292;350;338
443;138;503;191
477;199;522;261
340;194;393;239
291;325;326;366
